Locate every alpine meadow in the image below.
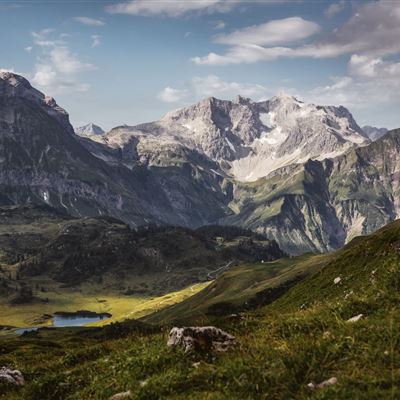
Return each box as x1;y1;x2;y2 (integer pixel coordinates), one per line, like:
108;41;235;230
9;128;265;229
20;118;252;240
0;1;399;399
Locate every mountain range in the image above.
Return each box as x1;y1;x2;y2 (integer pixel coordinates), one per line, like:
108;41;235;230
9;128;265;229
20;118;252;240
0;71;398;254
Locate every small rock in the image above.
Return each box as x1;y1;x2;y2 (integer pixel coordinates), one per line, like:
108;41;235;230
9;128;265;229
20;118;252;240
0;367;25;386
346;314;363;323
109;390;132;400
384;350;389;356
307;377;338;390
139;380;148;388
333;277;341;285
192;362;201;369
167;326;236;354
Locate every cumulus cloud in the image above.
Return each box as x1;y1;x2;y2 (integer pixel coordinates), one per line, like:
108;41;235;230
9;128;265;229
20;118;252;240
348;54;400;80
106;0;239;17
193;1;400;65
214;17;320;46
158;75;270;103
74;16;105;26
307;56;400;110
24;46;33;53
158;87;188;102
29;28;96;93
324;0;346;18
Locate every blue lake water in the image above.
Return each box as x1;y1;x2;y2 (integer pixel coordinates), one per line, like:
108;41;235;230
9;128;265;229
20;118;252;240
53;314;110;327
15;313;111;335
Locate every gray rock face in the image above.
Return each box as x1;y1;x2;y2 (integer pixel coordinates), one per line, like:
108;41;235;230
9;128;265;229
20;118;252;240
0;367;25;386
167;326;236;353
0;72;232;228
225;130;400;254
95;93;368;182
0;71;73;135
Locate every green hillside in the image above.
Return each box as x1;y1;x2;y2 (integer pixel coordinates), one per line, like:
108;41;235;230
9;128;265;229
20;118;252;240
1;220;399;399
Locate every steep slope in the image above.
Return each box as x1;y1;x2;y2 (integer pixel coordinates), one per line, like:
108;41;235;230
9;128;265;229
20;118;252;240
0;72;233;227
224;129;400;254
144;219;400;325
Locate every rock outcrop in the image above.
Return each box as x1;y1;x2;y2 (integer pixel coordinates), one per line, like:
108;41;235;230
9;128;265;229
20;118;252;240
167;326;236;353
0;367;25;386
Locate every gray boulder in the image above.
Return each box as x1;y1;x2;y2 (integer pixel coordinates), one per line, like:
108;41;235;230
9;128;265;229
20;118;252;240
0;367;25;386
167;326;236;353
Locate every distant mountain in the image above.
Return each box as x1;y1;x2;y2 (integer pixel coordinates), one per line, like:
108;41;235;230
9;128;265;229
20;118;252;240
75;123;105;136
98;94;369;181
362;125;388;141
0;72;232;227
1;72;399;255
225;129;400;254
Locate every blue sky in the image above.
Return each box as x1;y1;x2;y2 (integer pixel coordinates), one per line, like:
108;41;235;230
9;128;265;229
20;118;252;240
1;0;399;130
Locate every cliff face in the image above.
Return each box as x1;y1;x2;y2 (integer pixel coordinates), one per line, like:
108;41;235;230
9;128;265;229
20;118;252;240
0;72;232;228
224;130;400;254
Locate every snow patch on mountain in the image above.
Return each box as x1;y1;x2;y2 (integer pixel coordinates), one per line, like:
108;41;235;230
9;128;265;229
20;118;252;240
84;92;370;182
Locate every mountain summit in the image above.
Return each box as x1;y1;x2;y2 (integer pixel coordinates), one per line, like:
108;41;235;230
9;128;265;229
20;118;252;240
75;123;105;136
104;93;369;181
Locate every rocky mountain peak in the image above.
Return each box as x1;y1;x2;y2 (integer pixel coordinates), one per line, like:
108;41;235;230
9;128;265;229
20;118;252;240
0;71;74;135
234;95;252;105
75;123;105;137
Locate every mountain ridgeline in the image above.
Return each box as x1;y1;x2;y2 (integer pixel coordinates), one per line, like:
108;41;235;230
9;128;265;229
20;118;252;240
0;71;398;254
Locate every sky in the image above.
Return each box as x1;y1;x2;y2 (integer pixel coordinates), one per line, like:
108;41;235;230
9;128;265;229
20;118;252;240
0;0;399;130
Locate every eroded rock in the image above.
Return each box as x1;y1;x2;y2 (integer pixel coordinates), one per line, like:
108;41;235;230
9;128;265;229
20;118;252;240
0;367;25;386
167;326;236;353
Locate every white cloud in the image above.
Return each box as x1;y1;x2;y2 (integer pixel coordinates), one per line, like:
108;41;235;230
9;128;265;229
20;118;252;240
213;20;226;30
158;75;270;103
184;31;191;38
158;87;188;103
106;0;238;17
29;29;96;93
308;56;400;110
91;35;101;48
74;16;105;26
32;28;55;40
324;0;346;18
25;46;33;53
214;17;320;46
193;1;400;65
348;54;400;80
192;44;294;65
49;46;95;75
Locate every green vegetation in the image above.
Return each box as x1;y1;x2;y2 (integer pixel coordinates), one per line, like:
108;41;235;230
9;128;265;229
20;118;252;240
143;254;326;324
0;205;283;329
1;220;399;399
